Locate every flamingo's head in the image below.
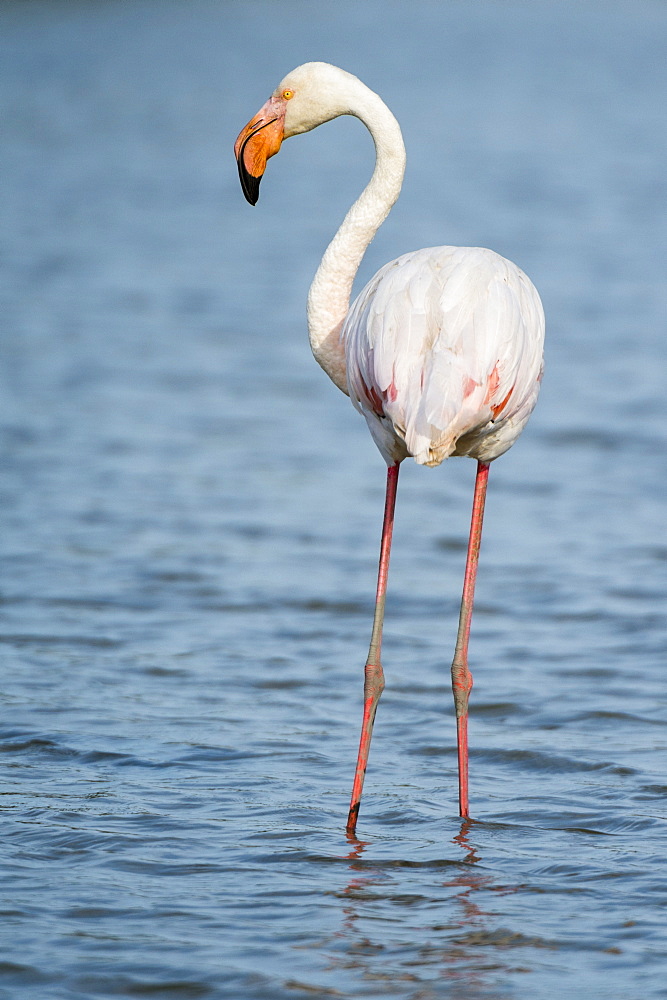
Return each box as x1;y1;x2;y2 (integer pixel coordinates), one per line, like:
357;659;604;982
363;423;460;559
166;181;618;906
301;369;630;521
234;62;363;205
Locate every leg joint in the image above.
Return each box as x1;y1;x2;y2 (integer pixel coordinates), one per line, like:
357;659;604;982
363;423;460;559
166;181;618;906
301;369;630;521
364;660;385;702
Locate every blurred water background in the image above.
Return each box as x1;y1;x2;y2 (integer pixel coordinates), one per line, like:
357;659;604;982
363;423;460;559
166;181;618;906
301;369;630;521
1;1;666;997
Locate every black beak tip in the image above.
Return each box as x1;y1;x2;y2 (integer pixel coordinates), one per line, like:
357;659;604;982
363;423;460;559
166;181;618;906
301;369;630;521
238;158;261;206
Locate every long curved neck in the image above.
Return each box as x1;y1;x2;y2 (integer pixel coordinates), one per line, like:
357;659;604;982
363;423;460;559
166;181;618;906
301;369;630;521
307;94;406;394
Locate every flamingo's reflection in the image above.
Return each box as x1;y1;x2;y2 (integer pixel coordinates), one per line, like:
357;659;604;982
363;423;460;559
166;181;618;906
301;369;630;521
329;820;521;992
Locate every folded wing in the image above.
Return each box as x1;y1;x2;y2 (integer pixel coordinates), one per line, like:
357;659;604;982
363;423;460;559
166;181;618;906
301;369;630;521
344;246;545;466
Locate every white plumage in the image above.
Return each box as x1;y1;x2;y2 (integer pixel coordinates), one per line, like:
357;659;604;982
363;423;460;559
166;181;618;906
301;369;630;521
235;62;545;832
345;245;544;466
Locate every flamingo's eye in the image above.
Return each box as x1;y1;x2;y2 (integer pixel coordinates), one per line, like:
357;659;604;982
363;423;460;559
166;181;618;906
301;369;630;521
282;89;294;100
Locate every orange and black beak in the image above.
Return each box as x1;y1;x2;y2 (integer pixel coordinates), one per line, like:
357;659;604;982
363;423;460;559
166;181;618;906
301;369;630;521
234;96;286;205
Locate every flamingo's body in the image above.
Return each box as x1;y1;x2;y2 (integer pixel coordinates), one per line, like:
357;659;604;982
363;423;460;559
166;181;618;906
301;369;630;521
345;245;543;468
235;62;544;832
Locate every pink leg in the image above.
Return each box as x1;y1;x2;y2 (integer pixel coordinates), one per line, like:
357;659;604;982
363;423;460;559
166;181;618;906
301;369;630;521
451;460;490;818
346;463;400;834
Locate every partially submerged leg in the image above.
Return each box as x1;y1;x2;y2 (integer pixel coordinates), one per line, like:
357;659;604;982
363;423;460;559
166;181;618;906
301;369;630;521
346;462;400;834
451;460;490;819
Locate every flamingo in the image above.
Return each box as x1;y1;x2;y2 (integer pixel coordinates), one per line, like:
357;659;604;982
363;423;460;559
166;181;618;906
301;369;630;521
235;63;544;833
